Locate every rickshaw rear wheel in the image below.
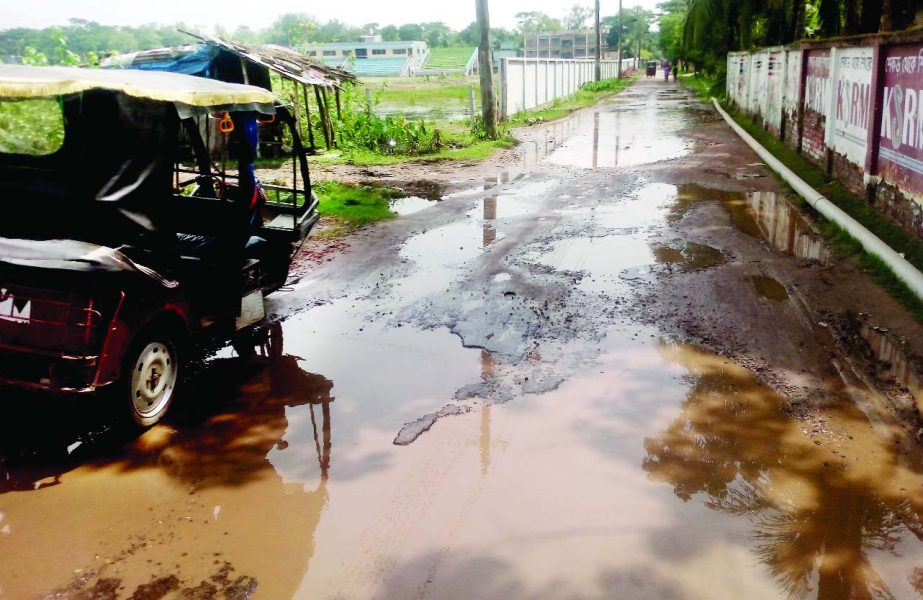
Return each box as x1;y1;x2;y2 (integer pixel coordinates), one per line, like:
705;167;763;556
121;328;182;428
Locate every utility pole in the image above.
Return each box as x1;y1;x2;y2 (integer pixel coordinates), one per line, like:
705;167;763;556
475;0;498;139
637;12;642;62
617;0;623;78
594;0;601;81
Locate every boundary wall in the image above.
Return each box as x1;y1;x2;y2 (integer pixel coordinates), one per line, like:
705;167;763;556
728;33;923;240
500;57;638;119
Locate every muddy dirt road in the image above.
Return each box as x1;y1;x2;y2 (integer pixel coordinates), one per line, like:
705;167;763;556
6;79;923;599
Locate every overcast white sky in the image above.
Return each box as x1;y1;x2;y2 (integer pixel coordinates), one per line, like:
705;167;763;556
2;0;663;32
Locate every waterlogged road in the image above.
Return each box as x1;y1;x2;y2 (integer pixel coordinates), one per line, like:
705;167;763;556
5;80;923;599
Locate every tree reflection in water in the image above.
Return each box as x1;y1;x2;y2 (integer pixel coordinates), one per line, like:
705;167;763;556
643;341;923;599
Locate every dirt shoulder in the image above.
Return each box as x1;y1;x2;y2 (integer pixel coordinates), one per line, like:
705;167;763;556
305;126;535;194
632;107;923;450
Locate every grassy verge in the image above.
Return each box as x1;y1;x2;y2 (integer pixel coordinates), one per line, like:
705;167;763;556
680;73;723;102
314;133;516;167
367;81;476;105
720;102;923;321
312;181;402;232
319;75;632;167
507;76;636;126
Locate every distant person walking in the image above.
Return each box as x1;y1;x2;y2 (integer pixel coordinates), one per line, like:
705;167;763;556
664;63;671;81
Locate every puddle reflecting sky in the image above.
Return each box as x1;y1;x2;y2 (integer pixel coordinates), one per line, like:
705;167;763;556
390;196;439;216
545;109;693;169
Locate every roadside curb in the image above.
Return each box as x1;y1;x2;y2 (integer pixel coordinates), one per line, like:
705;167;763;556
712;97;923;303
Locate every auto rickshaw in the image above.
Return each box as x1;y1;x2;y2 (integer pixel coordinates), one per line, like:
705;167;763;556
646;60;658;78
0;65;319;426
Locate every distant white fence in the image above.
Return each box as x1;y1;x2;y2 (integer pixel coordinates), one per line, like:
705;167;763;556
499;57;638;119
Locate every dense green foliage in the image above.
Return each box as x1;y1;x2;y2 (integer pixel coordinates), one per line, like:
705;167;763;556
657;0;923;77
0;21;189;64
604;8;658;60
0;98;64;155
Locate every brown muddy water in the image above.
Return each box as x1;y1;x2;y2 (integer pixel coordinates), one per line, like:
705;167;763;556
2;81;923;600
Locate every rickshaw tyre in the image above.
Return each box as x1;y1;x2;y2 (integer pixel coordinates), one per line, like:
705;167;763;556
231;330;258;358
117;323;185;429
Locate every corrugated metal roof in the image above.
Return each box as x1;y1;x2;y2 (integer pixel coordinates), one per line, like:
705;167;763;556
184;31;357;88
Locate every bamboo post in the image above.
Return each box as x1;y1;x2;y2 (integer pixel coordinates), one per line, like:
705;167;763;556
335;87;342;120
321;88;335;148
291;79;302;138
303;84;316;153
314;85;331;149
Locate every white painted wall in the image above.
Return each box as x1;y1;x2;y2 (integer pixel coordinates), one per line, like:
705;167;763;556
728;45;874;169
500;58;636;119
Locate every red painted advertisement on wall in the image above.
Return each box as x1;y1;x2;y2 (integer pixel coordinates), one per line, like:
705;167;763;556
802;49;830;162
805;49;831;116
879;44;923;195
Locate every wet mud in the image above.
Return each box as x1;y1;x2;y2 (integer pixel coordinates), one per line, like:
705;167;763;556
7;79;923;600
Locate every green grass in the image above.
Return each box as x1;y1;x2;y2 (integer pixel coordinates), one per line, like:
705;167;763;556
424;47;476;70
680;73;725;102
507;75;636;126
312;181;402;227
373;83;475;105
318;134;516;167
319;75;632;166
722;103;923;322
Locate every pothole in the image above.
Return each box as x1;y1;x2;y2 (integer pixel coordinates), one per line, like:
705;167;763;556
652;241;726;271
750;275;789;301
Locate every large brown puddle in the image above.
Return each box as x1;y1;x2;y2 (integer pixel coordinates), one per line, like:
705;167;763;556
3;81;921;600
6;322;923;599
645;341;923;600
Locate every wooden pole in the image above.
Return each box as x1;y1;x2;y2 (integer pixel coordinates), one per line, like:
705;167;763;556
594;0;601;81
303;85;316;152
321;88;335;147
475;0;498;137
617;0;623;78
291;79;302;139
314;86;331;149
335;87;342;120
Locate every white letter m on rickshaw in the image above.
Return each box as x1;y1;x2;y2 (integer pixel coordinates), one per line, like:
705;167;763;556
0;289;31;323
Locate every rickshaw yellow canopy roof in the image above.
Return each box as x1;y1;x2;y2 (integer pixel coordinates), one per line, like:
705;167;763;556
0;64;276;113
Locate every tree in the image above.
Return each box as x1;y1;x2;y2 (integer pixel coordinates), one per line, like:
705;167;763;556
20;46;48;66
515;11;563;33
658;11;685;63
459;21;480;46
491;28;519;50
47;27;81;66
398;24;424;41
380;25;399;41
231;25;259;44
316;20;359;43
423;22;451;47
563;4;593;30
266;13;318;47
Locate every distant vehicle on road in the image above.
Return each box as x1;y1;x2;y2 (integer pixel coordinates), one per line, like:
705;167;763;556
646;61;658;78
0;65;319;427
